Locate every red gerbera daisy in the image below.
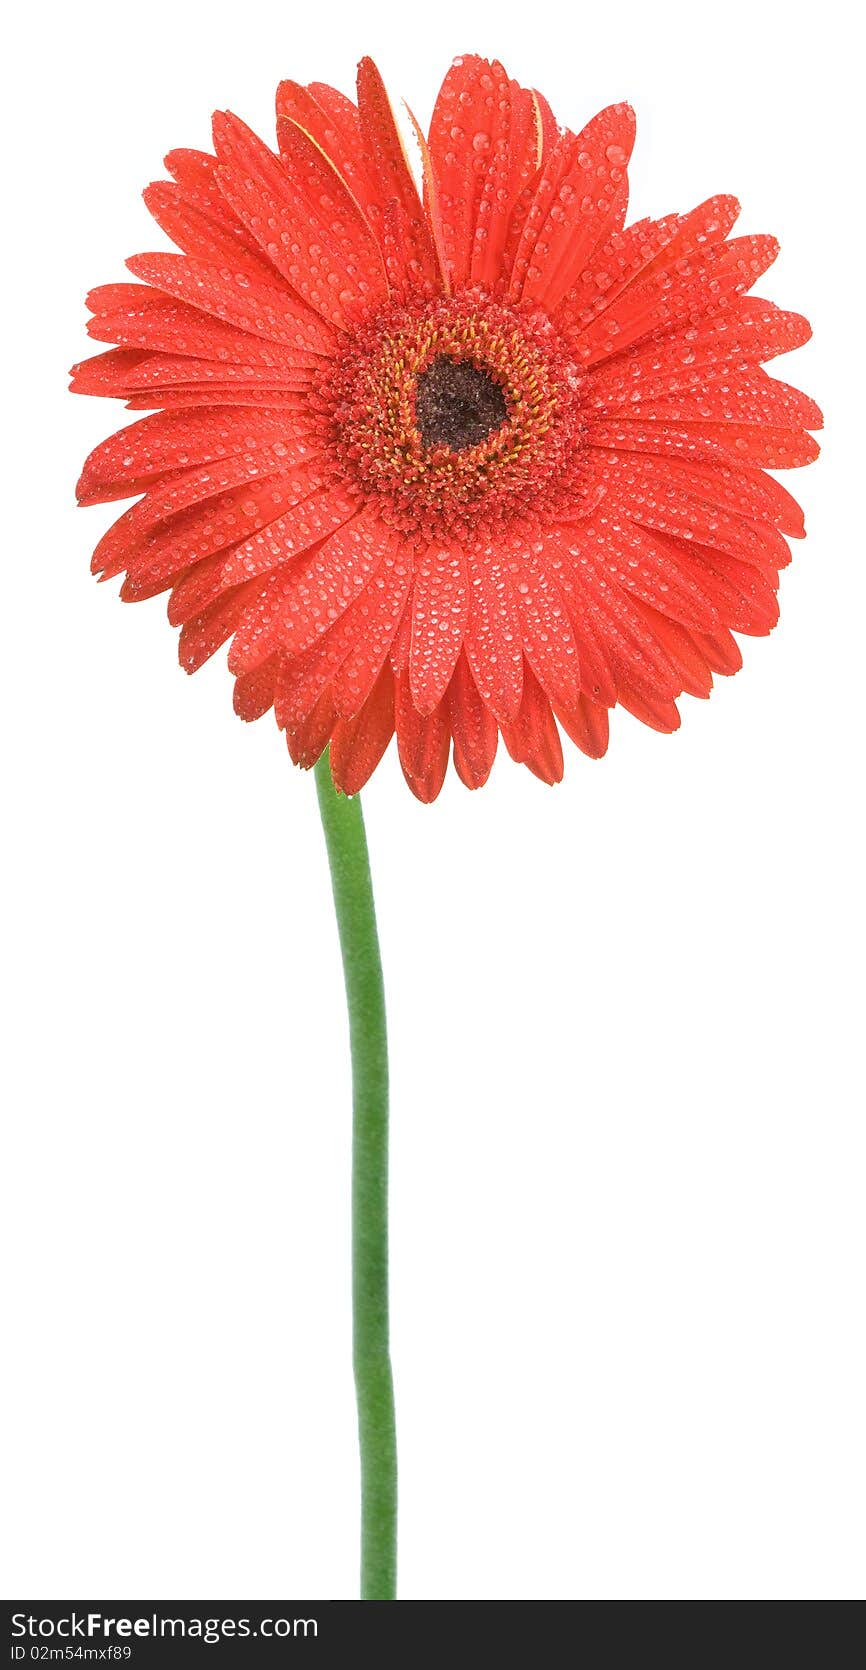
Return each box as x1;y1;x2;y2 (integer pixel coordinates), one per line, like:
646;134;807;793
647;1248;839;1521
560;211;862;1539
72;54;821;802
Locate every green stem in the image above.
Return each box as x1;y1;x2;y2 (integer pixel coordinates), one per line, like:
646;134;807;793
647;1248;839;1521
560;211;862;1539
314;748;396;1601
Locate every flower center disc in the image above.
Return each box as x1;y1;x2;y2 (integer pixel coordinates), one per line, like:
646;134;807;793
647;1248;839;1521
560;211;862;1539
414;356;509;452
327;293;589;539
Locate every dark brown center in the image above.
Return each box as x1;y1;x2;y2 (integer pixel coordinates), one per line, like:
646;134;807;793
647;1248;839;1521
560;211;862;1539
414;356;509;451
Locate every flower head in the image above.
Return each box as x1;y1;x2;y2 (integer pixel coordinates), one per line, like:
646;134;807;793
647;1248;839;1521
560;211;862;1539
73;54;821;800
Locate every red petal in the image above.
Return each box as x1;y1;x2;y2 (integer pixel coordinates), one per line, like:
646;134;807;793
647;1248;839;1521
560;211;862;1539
468;64;521;288
330;537;413;717
585;418;820;470
404;106;452;293
563;569;681;706
578;235;781;365
557;213;680;325
513;105;635;310
598;457;793;570
449;653;498;788
241;503;387;658
143;180;276;284
273;528;410;728
428;56;513;288
95;465;325;586
164;148;263;244
584;299;811;403
213;110;388;329
284;687;336;768
276;81;376;216
330;664;396;794
688;549;780;634
409;540;469;714
226;569;301;675
501;537;583;708
73;348;313;403
601;366;821;431
694;626;743;675
233;655;279;720
77;407;316;506
125;252;335;353
179;583;253;672
464;548;524;721
638;194;740;277
556;694;610;758
563;513;721;631
394;669;450;801
618;686;681;732
629;609;714;698
167;555;227;625
500;663;564;783
218;484;358;587
107;446;324;568
356;57;441;289
87;285;320;372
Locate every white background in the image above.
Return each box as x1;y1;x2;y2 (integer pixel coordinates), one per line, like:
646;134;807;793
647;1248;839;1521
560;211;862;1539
2;0;863;1602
